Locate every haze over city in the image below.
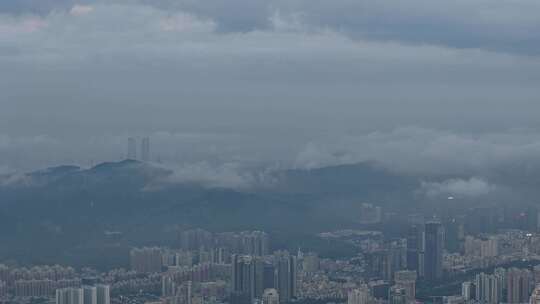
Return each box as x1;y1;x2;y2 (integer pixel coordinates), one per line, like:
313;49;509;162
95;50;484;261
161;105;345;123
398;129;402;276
1;1;540;304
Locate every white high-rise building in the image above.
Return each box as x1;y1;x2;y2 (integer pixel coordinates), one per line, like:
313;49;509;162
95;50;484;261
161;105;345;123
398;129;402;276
57;286;106;304
56;288;83;304
461;281;473;301
475;272;503;304
56;289;68;304
480;237;498;258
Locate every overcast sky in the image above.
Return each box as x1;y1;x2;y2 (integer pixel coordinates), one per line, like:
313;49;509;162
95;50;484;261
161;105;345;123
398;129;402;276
1;0;540;178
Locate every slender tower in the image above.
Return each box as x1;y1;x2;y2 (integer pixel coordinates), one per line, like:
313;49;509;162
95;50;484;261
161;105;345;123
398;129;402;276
127;137;137;160
141;137;150;162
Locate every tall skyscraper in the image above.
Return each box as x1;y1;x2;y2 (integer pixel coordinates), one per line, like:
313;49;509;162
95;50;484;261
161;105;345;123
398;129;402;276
141;137;150;162
127;137;137;160
424;221;444;281
274;252;297;303
406;224;422;274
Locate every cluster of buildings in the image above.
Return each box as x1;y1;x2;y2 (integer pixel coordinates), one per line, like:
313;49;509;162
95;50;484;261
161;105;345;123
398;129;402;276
457;266;540;304
55;285;110;304
124;230;279;304
0;265;81;298
9;205;540;304
445;229;540;273
230;252;296;304
0;265;111;304
178;230;270;257
130;230;270;274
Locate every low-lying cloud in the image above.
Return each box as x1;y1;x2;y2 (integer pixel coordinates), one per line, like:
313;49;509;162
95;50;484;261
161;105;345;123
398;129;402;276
155;162;263;189
294;127;540;175
419;177;495;198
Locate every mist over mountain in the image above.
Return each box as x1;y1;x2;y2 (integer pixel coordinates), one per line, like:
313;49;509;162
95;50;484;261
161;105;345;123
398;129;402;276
0;160;411;266
0;158;537;268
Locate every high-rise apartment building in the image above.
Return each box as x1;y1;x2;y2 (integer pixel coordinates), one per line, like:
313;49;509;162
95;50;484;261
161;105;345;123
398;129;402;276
507;268;533;304
130;247;163;273
475;272;503;304
274;252;297;303
231;255;264;303
83;286;97;304
96;285;110;304
56;288;83;304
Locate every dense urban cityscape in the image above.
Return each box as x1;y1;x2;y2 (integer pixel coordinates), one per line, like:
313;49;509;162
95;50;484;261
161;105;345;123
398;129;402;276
3;195;540;304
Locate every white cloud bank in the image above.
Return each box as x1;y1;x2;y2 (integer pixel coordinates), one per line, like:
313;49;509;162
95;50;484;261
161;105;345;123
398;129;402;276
293;127;540;175
419;177;495;198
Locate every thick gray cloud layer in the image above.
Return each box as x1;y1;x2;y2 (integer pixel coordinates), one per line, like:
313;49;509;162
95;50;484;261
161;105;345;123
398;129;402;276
2;0;539;54
1;0;540;182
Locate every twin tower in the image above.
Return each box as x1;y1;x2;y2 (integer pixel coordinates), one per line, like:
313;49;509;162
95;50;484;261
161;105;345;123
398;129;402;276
127;137;150;162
